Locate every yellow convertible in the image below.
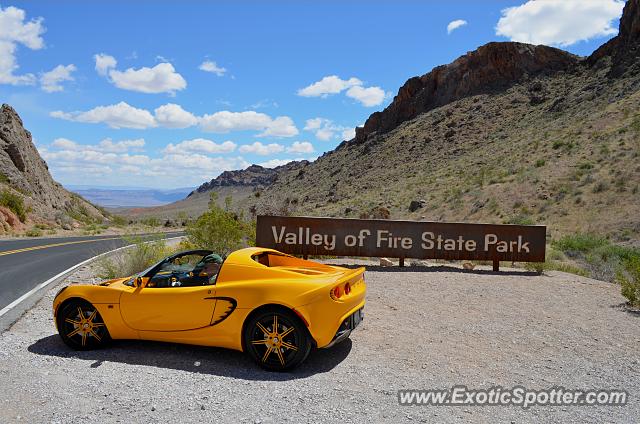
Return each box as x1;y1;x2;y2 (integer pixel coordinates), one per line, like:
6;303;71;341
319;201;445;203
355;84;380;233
53;247;366;371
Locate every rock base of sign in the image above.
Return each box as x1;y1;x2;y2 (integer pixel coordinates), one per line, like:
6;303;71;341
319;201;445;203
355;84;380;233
380;257;394;267
462;262;476;270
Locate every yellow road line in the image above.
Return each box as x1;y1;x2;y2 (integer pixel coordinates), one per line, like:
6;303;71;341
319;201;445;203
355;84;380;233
0;237;123;257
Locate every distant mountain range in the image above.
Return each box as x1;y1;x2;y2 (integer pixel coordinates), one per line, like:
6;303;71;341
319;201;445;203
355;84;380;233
68;187;194;208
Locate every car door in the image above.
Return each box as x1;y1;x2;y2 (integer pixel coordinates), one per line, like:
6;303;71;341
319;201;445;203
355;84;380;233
120;284;216;331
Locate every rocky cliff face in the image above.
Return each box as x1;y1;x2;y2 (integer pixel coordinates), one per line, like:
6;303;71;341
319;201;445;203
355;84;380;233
350;0;640;144
0;104;105;232
354;43;579;144
189;161;309;196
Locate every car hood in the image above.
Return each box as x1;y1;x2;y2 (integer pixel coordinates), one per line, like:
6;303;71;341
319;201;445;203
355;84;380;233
99;277;130;286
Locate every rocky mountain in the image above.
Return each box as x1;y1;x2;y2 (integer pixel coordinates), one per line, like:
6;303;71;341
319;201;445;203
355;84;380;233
0;104;106;234
246;0;640;244
188;161;309;197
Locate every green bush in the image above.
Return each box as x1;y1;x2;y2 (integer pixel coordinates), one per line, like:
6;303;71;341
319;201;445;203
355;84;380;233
96;235;171;279
25;228;43;237
552;234;640;282
0;190;27;222
141;216;161;227
617;257;640;307
110;215;128;227
186;193;253;255
553;233;609;254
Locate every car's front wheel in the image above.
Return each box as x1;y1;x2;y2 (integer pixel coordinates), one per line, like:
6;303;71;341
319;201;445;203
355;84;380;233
57;300;111;350
244;308;311;371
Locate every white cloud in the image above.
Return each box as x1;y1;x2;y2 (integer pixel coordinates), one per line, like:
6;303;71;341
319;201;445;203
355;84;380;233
304;118;356;141
51;137;145;153
43;137;250;187
287;141;314;154
162;138;237;155
108;62;187;94
298;75;386;106
342;127;356;141
97;138;145;153
94;53;116;76
154;103;198;128
297;75;362;97
40;64;76;92
496;0;624;47
199;111;298;137
94;54;187;94
51;102;299;137
345;85;386;107
0;5;45;85
447;19;467;34
50;102;157;129
239;141;285;156
199;60;226;76
258;159;302;168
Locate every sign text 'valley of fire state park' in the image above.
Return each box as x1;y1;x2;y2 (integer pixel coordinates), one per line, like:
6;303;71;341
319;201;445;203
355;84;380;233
256;216;546;263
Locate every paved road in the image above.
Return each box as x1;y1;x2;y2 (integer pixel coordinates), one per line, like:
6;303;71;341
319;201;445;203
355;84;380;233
0;232;183;311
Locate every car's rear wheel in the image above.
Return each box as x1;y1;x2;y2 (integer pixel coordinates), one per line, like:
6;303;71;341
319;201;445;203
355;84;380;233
57;300;111;350
244;309;311;371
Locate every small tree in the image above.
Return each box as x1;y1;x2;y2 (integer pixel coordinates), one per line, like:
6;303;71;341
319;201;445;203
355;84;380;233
186;193;248;255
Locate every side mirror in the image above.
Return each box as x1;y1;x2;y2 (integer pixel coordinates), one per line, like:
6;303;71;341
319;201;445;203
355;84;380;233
135;276;143;287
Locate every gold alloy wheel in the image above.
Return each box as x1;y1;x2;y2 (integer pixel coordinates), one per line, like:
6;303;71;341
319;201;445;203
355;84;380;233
251;314;298;366
63;305;106;347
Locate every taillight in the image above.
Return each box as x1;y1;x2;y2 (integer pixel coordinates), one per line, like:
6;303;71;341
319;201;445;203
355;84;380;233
344;282;351;295
333;286;342;298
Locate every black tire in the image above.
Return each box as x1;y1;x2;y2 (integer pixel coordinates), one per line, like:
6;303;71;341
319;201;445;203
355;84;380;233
243;308;312;371
57;300;111;350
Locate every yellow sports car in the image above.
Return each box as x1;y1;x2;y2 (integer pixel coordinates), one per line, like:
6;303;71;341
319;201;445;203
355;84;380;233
53;247;366;371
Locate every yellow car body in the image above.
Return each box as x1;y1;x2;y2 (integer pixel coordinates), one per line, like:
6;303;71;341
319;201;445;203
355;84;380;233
53;247;366;369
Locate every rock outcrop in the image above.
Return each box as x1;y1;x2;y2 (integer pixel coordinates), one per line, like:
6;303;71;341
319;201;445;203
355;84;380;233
189;161;309;196
589;0;640;75
0;104;105;231
354;42;579;143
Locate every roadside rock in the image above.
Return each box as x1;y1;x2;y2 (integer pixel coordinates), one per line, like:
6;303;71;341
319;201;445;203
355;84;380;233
380;257;393;267
409;200;427;212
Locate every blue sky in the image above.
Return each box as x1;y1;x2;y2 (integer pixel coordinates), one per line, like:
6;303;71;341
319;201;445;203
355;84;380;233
0;0;625;189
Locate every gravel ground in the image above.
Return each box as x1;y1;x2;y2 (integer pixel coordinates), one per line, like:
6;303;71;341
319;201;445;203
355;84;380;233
0;260;638;423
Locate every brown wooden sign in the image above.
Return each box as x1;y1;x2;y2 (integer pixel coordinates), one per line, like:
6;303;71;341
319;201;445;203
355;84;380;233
256;215;546;263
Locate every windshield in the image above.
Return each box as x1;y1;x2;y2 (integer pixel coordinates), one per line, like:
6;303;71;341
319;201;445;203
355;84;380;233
123;258;167;287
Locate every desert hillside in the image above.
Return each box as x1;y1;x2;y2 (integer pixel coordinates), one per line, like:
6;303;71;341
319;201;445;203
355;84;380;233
124;0;640;247
0;104;106;234
246;0;640;244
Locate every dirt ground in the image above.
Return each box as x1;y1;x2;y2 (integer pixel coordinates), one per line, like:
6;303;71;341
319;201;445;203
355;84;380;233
0;261;638;423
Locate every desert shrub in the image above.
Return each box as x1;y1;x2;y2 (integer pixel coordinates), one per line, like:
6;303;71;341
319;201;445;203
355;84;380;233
186;193;253;255
504;213;535;225
96;235;171;279
553;233;609;254
592;181;608;193
25;228;43;237
0;190;27;222
534;159;545;168
617;257;640;307
552;234;640;282
141;216;161;227
110;215;127;227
